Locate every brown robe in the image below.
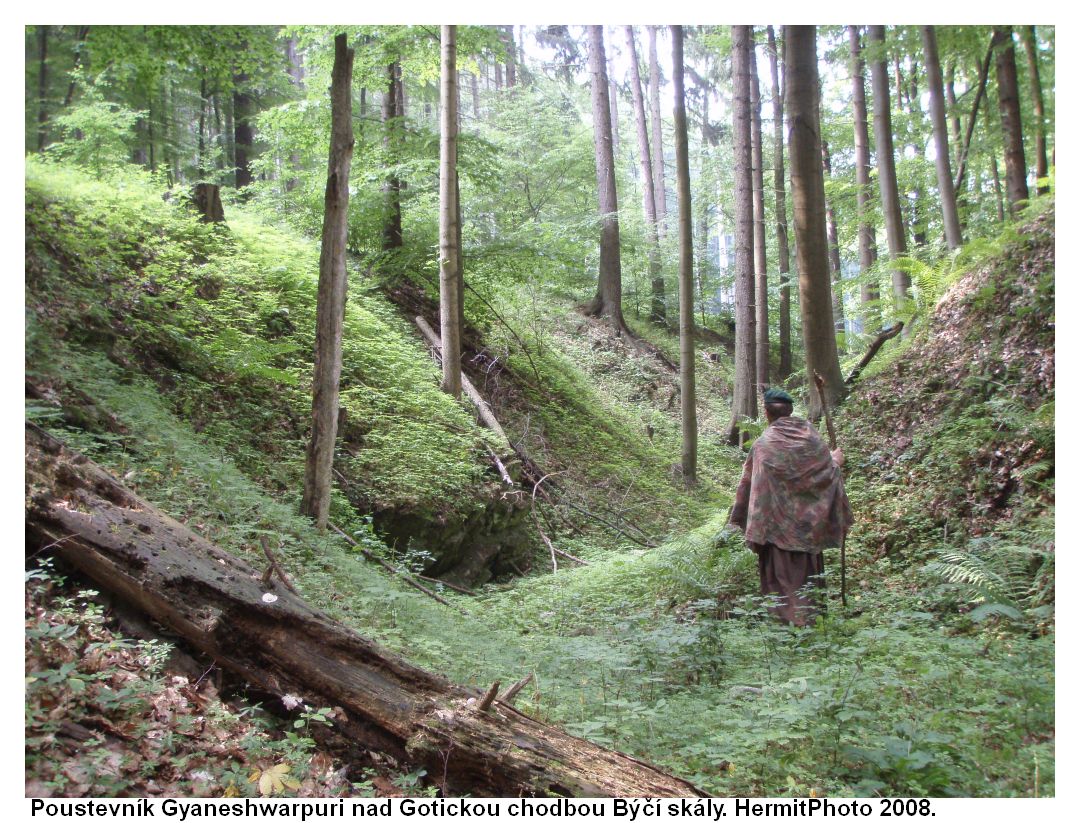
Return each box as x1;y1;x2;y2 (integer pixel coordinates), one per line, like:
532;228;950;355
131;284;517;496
730;416;852;625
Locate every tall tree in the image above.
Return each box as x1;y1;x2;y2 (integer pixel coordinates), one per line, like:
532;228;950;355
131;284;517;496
233;74;255;189
647;26;668;239
867;25;912;329
993;27;1030;213
36;26;49;151
285;36;306;192
728;25;757;446
749;34;769;388
382;61;404;250
786;25;845;417
921;26;963;250
586;26;625;327
1020;26;1049;193
953;37;994;193
766;26;793;379
671;25;697;486
301;33;354;530
439;26;463;399
625;26;665;327
821;140;846;345
503;26;517;88
607;47;621;156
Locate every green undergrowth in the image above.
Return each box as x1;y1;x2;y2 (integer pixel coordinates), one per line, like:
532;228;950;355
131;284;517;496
25;160;1054;797
27;359;1053;797
25;158;486;525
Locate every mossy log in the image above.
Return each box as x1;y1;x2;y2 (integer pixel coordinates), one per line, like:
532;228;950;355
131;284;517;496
24;424;705;798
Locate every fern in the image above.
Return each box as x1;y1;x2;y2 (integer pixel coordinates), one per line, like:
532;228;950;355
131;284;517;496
925;530;1054;622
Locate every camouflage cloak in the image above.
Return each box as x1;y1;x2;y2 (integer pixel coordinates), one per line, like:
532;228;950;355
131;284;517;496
729;416;852;554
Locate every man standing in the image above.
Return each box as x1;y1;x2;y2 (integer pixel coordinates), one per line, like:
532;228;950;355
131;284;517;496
729;388;852;625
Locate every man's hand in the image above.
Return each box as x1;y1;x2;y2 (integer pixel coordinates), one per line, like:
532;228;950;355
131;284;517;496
831;448;845;468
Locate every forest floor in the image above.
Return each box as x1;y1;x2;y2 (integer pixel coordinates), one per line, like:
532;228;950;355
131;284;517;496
25;161;1054;797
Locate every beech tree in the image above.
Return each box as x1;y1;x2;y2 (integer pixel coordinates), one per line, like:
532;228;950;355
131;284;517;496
785;25;844;418
439;26;463;399
382;61;404;251
867;25;912;329
1020;26;1049;193
766;26;792;379
647;26;668;240
586;25;625;327
728;25;757;446
993;27;1029;214
301;32;354;529
625;27;665;327
921;26;963;250
749;33;769;388
821;140;846;344
848;26;880;335
671;25;696;486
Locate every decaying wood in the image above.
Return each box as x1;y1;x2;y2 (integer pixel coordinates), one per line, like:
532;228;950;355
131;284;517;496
327;521;459;611
845;321;904;385
484;444;514;487
498;673;535;705
552;546;590;566
415;316;511;450
25;424;705;798
476;681;500;713
190;183;225;224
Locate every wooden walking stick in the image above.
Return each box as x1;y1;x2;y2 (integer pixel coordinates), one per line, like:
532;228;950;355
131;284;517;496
813;371;847;608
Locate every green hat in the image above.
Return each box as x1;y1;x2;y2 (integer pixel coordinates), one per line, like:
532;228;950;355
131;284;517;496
763;387;794;404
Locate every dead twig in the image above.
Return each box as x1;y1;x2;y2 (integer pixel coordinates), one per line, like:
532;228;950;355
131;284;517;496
328;522;462;612
260;536;299;595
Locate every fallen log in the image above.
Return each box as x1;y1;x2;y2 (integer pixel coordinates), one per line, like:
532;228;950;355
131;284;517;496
24;424;704;798
845;321;905;385
415;315;511;451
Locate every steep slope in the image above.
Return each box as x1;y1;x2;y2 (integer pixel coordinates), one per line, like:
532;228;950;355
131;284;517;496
840;201;1054;566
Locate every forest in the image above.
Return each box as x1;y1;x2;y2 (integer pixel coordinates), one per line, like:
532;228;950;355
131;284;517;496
24;23;1054;799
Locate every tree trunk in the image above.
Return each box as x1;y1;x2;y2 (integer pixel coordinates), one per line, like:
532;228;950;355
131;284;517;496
285;36;306;192
786;25;845;418
25;425;706;798
470;72;480;119
697;92;714;331
848;26;880;335
585;26;625;327
647;26;668;240
728;25;757;446
625;26;665;327
767;26;793;379
987;102;1006;223
36;25;49;151
198;75;208;174
867;25;911;330
300;33;354;530
382;62;404;251
233;78;255;190
954;38;993;193
1020;26;1049;193
439;26;463;400
607;57;620;156
920;26;963;250
62;26;91;109
671;25;697;487
821;140;845;346
994;27;1029;213
749;35;770;388
503;26;517;88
